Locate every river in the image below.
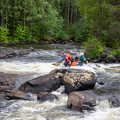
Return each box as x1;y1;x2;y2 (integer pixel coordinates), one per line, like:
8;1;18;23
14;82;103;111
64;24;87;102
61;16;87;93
0;44;120;120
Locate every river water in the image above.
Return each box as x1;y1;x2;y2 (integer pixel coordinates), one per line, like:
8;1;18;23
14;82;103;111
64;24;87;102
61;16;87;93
0;44;120;120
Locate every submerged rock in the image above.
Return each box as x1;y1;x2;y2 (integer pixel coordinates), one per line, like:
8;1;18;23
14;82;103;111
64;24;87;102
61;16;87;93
37;92;58;102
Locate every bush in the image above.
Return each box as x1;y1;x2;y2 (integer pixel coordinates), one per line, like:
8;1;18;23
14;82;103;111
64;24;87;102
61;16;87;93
74;20;90;42
55;30;69;40
13;25;32;42
0;26;9;43
108;49;120;57
85;37;104;58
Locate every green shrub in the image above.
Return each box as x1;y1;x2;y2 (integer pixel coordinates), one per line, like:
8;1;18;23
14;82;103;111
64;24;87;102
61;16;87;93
72;20;91;42
108;49;120;57
85;37;104;58
0;26;9;43
13;25;32;42
55;30;69;40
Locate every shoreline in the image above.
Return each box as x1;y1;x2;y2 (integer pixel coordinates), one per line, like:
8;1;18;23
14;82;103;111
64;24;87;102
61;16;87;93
0;43;119;63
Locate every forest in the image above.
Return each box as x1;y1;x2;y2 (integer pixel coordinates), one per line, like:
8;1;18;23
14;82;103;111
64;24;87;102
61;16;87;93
0;0;120;57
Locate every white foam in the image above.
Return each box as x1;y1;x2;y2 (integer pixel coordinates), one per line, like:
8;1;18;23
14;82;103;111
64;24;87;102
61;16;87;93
0;61;56;75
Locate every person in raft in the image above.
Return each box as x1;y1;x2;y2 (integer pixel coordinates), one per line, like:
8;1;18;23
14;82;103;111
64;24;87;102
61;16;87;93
59;53;73;67
75;52;86;66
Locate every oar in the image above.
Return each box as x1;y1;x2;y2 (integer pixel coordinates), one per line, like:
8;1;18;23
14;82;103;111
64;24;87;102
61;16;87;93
52;62;63;67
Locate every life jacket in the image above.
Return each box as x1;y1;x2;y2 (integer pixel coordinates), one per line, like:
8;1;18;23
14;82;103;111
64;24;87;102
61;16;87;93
65;56;71;62
71;61;77;66
63;53;72;64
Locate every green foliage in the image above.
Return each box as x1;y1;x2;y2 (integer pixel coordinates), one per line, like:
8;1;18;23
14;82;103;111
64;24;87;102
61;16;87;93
0;0;119;47
31;22;47;40
13;25;32;42
55;30;69;40
75;21;90;42
85;37;104;58
0;26;9;43
108;49;120;57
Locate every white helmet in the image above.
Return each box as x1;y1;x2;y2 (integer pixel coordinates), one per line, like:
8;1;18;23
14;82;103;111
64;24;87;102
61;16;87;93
79;53;83;55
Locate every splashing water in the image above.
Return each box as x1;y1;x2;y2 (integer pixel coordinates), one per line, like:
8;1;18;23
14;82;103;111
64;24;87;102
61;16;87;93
0;44;120;120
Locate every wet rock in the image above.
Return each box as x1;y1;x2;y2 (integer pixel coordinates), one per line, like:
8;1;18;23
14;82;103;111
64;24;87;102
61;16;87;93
5;90;31;100
0;53;6;59
0;93;7;100
0;72;19;86
0;47;34;59
19;72;63;93
37;92;58;102
94;79;120;107
86;47;120;63
48;69;97;93
67;90;97;111
0;72;21;92
63;72;97;93
0;86;14;92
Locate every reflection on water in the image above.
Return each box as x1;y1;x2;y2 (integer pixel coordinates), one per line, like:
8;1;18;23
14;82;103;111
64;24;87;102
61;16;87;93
0;44;120;120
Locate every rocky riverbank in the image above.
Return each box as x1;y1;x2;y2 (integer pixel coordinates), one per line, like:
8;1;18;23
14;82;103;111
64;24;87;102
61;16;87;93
0;47;34;59
86;48;120;63
0;45;119;63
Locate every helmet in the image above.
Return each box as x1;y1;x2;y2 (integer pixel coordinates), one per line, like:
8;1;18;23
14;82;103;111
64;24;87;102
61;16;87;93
63;54;68;56
66;53;72;57
79;53;83;55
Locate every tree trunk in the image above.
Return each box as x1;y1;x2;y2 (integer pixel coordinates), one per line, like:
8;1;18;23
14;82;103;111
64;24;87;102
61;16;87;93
1;8;4;26
67;1;70;27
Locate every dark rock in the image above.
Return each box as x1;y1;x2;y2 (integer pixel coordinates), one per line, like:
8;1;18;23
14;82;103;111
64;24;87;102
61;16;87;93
107;55;117;62
67;90;97;111
0;93;7;100
19;72;63;93
94;79;120;107
0;47;34;59
5;90;31;100
0;86;14;92
0;72;21;92
37;92;58;102
0;72;19;86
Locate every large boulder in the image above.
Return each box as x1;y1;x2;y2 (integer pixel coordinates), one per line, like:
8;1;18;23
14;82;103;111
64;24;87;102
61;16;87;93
63;72;97;93
19;72;64;93
19;69;97;94
67;90;97;111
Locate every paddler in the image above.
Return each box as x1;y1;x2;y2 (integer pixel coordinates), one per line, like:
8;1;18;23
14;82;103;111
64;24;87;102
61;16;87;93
59;53;73;67
75;53;86;66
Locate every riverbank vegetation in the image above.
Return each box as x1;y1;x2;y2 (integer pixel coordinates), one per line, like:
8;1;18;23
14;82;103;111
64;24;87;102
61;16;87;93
0;0;120;57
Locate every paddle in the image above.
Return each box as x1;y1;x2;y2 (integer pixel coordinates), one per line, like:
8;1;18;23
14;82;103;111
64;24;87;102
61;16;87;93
52;62;63;67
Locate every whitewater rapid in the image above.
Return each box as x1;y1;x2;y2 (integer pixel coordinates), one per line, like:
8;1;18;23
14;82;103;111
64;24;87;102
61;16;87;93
0;61;120;120
0;43;120;120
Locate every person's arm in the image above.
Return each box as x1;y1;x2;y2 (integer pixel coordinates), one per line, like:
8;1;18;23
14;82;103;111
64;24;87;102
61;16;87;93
59;57;65;62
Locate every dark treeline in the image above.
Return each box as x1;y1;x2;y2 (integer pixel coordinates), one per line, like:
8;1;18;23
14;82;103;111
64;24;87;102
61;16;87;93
0;0;120;57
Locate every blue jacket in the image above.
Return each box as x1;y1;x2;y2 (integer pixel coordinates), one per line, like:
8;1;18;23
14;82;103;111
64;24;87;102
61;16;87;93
80;55;86;63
